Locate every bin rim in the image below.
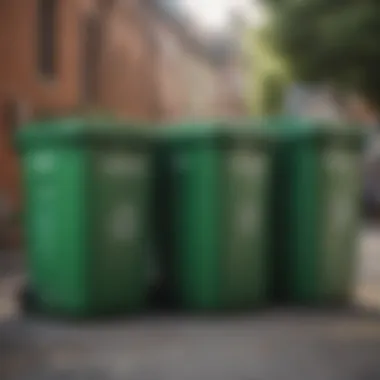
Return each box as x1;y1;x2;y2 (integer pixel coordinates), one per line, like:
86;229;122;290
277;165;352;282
311;123;366;148
157;121;277;146
15;117;154;151
265;120;365;147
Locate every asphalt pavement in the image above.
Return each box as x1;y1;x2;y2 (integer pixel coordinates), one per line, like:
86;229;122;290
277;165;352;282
1;227;380;380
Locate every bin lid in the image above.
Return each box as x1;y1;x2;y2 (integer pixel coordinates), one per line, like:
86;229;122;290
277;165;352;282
275;121;365;147
15;117;153;150
314;124;366;147
157;121;220;140
251;118;365;147
158;120;276;146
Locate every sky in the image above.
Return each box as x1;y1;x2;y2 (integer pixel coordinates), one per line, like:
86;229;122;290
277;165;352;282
183;0;265;29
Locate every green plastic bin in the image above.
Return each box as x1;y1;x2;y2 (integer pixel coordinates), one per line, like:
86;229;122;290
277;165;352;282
271;122;364;304
17;117;152;317
153;123;274;311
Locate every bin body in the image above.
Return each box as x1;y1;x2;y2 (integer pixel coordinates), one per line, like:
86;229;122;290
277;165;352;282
154;125;273;310
18;118;151;316
272;124;364;304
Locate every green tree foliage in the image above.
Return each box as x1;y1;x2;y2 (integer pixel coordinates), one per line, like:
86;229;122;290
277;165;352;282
262;0;380;108
261;72;287;115
245;21;290;116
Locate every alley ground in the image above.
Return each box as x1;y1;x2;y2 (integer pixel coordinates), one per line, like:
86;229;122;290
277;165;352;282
1;227;380;379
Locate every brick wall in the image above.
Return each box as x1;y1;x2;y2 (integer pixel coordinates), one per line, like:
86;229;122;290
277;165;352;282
148;16;188;122
97;1;158;120
144;3;224;122
215;58;247;118
183;53;220;119
0;0;159;226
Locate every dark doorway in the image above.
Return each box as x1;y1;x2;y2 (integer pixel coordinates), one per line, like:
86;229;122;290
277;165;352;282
37;0;58;79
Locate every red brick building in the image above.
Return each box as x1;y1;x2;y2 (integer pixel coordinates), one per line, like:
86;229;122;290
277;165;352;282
0;0;158;217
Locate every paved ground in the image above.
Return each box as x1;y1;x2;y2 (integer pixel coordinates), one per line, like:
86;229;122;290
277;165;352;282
2;227;380;380
355;226;380;309
4;310;380;380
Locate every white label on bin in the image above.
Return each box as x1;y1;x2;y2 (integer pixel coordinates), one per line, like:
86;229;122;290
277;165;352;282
102;154;144;178
230;152;264;179
31;152;56;174
325;151;351;176
323;151;353;238
321;150;361;294
108;203;137;243
236;206;259;238
329;194;352;238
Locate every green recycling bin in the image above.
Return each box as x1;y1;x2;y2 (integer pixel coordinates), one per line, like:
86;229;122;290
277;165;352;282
153;123;274;311
17;118;152;317
271;123;364;305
